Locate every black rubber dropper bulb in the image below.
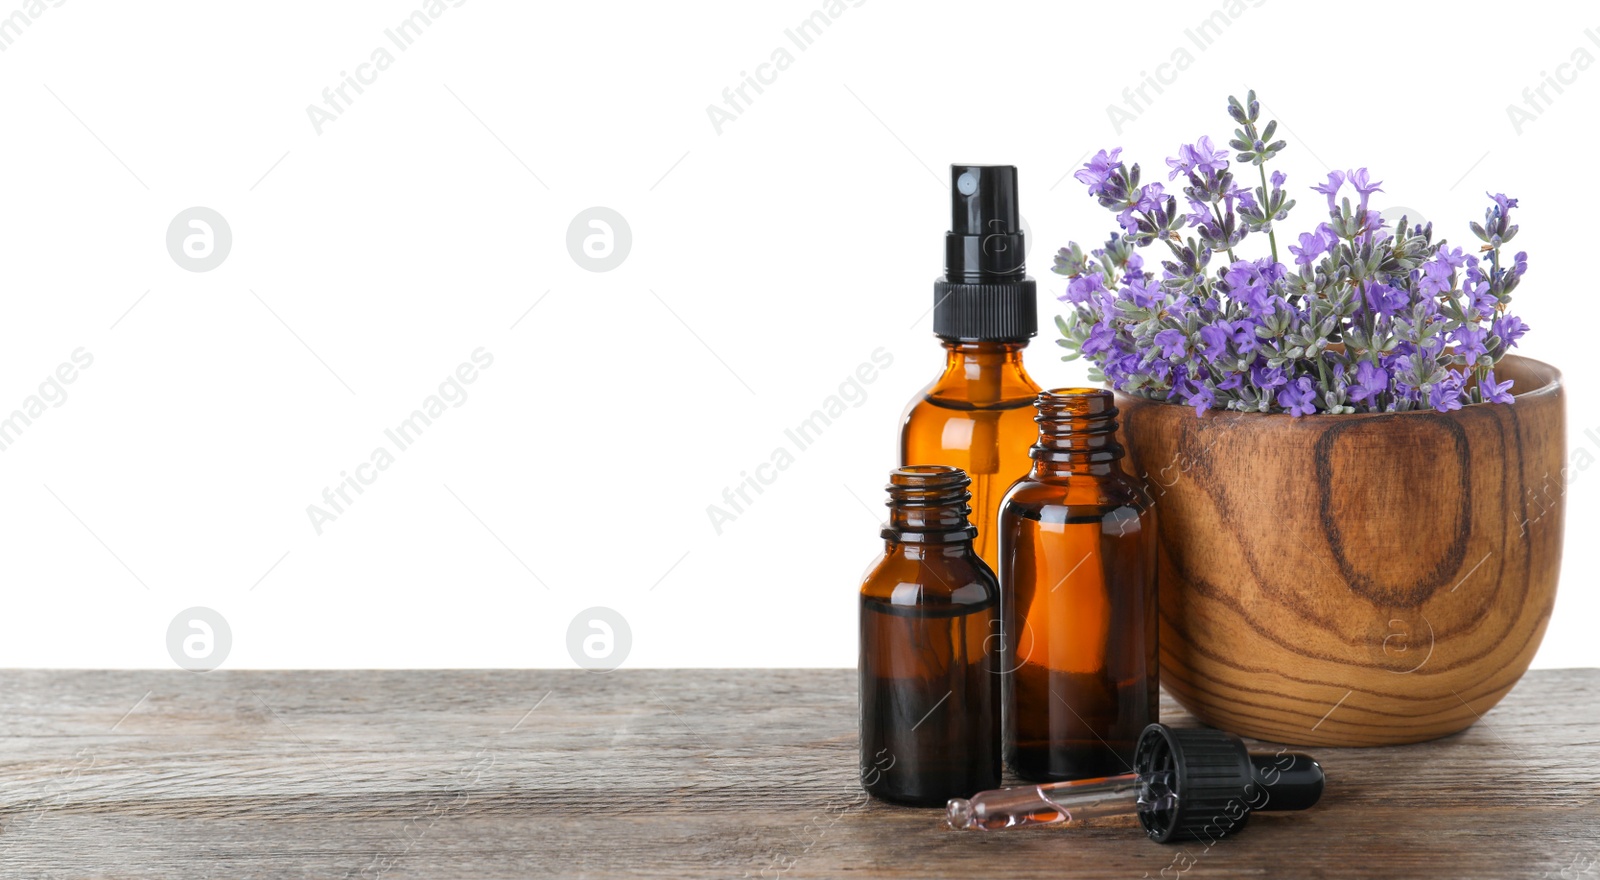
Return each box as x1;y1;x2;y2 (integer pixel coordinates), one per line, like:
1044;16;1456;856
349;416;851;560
933;165;1036;341
1133;723;1325;842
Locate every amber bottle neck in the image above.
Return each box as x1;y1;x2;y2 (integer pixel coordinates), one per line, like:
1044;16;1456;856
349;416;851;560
939;340;1029;374
930;340;1037;407
882;465;979;546
1029;388;1124;478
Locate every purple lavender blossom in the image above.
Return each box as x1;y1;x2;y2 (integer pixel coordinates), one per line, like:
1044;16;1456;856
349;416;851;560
1135;183;1166;213
1312;171;1346;211
1251;363;1288;392
1428;372;1465;413
1154;328;1187;361
1062;272;1107;305
1290;230;1329;266
1276;377;1318;416
1074;149;1123;196
1198;321;1231;362
1466;280;1497;319
1120;278;1164;309
1480;369;1515;405
1492;314;1528;347
1052;91;1532;418
1347;168;1383;210
1222;260;1257;288
1166;136;1229;181
1230;319;1259;355
1488;193;1519;212
1183;381;1216;417
1418;255;1455;298
1452;324;1489;365
1082;320;1116;357
1349;361;1389;406
1437;245;1469;269
1362;281;1407;318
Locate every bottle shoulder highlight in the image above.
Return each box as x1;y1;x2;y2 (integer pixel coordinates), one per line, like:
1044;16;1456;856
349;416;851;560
1000;476;1154;516
860;550;999;609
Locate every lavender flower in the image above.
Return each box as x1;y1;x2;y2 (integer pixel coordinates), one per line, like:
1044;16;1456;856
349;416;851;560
1428;372;1465;413
1277;377;1319;417
1289;230;1330;266
1064;272;1107;305
1481;369;1515;405
1251;362;1287;392
1347;168;1383;210
1155;328;1187;360
1312;171;1345;211
1198;321;1231;362
1230;319;1259;355
1184;382;1216;417
1052;89;1532;417
1166;136;1230;181
1349;361;1389;407
1451;324;1489;366
1493;314;1528;347
1074;149;1123;196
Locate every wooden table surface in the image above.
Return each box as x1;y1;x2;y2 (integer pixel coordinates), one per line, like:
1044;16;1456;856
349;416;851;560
0;667;1595;879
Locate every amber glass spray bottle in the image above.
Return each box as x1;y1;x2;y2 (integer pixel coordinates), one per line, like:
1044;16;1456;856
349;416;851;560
859;465;1000;805
998;389;1157;782
900;165;1040;575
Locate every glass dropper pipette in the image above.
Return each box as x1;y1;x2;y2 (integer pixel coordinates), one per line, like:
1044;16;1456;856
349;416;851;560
946;724;1325;843
946;771;1164;831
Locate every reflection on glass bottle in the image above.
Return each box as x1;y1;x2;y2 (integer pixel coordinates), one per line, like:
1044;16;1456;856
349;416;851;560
999;389;1157;782
901;340;1040;572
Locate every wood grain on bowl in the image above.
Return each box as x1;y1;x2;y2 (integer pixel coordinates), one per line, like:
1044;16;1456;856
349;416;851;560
1114;355;1565;747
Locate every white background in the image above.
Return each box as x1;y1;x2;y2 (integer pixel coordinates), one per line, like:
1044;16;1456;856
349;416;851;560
0;0;1592;669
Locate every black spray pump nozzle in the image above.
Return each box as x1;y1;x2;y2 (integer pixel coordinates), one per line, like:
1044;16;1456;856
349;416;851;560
946;723;1325;843
932;164;1036;342
946;165;1025;282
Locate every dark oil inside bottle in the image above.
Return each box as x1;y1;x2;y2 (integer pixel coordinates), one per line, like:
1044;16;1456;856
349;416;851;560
859;464;1002;806
860;594;1000;806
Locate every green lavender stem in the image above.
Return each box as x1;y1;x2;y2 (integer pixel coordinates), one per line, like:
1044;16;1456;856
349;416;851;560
1258;163;1279;264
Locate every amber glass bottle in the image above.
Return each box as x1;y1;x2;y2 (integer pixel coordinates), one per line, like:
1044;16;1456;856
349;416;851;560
900;164;1039;575
860;465;1000;806
901;342;1040;572
998;389;1157;782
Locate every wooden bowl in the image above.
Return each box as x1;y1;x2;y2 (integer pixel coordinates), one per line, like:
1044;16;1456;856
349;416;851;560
1114;355;1565;746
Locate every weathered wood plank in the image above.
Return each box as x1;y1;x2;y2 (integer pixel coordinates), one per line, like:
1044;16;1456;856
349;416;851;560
0;668;1595;879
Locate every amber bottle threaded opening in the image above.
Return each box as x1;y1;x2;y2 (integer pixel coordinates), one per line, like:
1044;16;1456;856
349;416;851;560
1031;388;1124;464
883;464;979;543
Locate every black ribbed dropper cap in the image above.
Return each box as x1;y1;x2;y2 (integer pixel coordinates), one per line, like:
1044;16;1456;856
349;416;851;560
932;165;1037;342
1134;723;1325;844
